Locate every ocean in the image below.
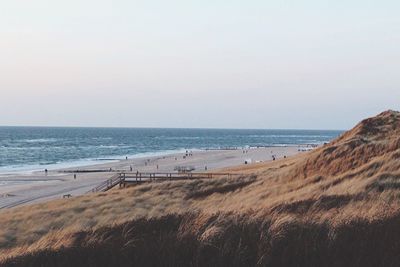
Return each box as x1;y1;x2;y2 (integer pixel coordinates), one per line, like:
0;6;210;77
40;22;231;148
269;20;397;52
0;127;342;173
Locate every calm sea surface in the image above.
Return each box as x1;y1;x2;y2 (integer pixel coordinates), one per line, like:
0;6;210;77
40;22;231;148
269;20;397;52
0;127;343;173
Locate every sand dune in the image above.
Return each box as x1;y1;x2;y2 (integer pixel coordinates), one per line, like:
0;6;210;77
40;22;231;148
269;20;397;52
1;110;400;266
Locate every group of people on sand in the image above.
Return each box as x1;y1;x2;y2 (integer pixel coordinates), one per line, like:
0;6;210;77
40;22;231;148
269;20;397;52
183;150;194;159
127;157;161;173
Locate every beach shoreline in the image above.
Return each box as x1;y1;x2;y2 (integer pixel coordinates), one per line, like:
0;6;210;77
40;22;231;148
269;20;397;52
0;146;309;209
0;144;318;176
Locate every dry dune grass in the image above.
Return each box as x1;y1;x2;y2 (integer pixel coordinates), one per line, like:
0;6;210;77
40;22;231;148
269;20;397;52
1;110;400;266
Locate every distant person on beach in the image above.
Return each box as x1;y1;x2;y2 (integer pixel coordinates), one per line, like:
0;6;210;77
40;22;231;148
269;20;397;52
45;169;48;175
130;166;133;172
126;156;128;160
74;174;77;179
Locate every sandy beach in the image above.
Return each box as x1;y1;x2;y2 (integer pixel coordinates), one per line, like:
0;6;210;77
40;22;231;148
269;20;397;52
0;146;304;209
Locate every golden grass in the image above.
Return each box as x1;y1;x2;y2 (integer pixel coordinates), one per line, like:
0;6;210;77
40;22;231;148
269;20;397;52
1;110;400;266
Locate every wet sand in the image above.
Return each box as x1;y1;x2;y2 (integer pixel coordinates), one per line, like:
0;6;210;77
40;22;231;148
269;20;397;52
0;146;306;209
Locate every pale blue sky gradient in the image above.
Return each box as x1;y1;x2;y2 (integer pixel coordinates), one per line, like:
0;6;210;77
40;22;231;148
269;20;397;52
1;1;399;129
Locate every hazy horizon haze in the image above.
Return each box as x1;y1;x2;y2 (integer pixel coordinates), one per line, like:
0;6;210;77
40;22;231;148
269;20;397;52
1;1;399;129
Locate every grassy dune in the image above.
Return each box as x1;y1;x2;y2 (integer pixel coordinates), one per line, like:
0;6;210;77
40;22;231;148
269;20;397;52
1;110;400;266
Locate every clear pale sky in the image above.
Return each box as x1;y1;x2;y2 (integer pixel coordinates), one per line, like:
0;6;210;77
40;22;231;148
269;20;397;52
1;1;399;130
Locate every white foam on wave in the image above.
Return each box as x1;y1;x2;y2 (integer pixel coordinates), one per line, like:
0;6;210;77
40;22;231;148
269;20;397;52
19;138;59;143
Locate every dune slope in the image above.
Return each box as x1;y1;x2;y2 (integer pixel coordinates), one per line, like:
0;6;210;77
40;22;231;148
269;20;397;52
2;110;400;267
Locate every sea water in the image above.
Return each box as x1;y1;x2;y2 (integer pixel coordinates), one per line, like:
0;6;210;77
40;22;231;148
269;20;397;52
0;127;342;173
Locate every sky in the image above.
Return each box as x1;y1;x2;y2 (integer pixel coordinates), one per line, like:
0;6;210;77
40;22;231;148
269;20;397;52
0;1;399;130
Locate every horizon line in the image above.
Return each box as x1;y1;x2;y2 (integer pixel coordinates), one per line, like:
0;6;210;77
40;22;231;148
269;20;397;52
0;124;346;132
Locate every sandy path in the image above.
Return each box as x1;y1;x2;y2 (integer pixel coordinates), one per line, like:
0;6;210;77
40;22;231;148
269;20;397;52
0;146;305;209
